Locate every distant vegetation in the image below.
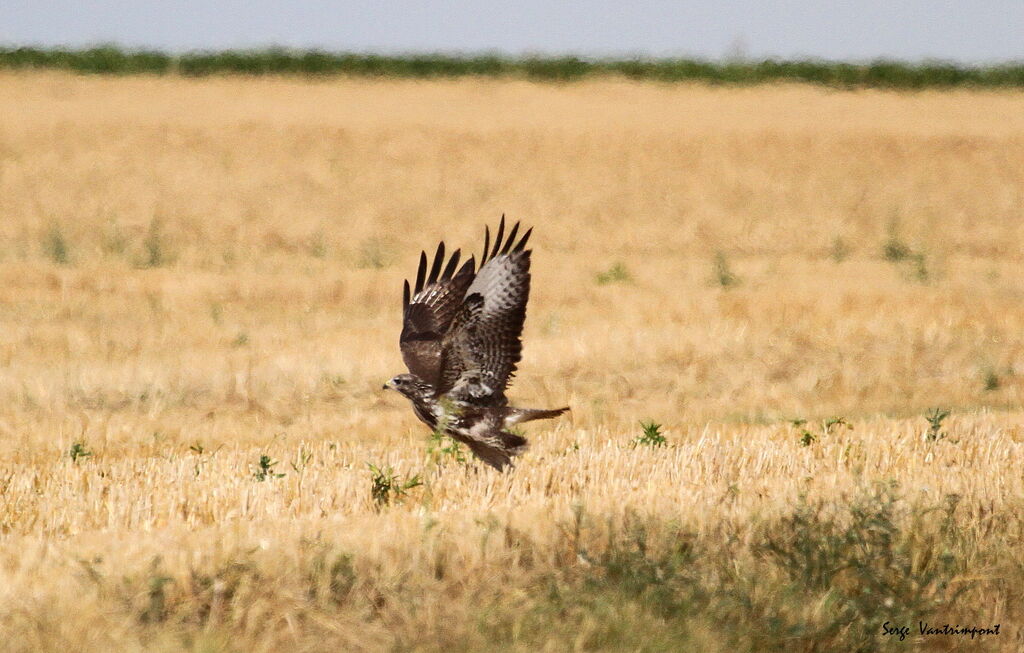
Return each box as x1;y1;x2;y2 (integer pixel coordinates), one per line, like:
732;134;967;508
2;45;1024;88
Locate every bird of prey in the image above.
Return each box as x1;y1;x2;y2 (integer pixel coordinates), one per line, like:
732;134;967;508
383;217;568;470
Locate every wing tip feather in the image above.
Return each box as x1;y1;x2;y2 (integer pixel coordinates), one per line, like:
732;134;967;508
415;250;428;293
442;248;461;279
481;215;537;262
458;255;476;278
482;225;491;265
516;226;533;252
502;221;520;255
490;215;506;259
427;241;445;285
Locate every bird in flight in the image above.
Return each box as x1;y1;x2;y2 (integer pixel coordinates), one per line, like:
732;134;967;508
383;216;568;470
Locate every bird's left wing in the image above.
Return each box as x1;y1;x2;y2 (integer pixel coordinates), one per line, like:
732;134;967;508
400;241;476;389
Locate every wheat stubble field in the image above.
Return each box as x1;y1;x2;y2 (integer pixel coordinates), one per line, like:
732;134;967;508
1;71;1024;651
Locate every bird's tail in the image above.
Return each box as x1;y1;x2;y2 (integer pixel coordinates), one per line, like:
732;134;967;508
504;406;570;427
464;429;528;471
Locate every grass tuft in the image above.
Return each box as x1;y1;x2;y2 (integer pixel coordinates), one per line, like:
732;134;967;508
882;235;912;262
139;218;172;268
43;224;71;265
829;236;850;262
356;238;393;269
595;262;631;285
712;251;739;287
307;230;327;259
102;221;128;256
982;368;1000;392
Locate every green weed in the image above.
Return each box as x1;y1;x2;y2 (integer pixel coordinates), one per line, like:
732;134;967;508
925;408;950;441
631;421;667;447
68;442;92;462
796;416;851;446
291;447;313;473
368;464;422;508
253;454;285;481
427;429;467;465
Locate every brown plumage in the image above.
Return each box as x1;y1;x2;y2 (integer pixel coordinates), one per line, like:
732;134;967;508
384;216;569;470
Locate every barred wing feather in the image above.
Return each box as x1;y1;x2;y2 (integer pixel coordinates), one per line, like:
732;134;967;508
438;217;533;399
399;241;476;388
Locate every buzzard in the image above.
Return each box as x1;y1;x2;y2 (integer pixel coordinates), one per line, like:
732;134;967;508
383;217;568;470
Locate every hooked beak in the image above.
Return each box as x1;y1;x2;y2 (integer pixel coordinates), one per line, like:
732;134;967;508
382;380;392;391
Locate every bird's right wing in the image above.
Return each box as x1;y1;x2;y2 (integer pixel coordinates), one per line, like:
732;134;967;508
438;217;532;401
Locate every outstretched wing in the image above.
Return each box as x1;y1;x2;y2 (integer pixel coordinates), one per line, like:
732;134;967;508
400;241;476;388
438;216;532;400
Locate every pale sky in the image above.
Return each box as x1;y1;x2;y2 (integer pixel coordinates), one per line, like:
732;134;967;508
2;1;1023;63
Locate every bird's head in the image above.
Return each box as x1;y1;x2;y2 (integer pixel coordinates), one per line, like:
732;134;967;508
382;373;421;399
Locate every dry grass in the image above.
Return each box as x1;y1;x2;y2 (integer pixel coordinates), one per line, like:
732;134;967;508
1;72;1023;651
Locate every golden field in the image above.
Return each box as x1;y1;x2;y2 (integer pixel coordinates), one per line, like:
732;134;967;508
1;71;1023;651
